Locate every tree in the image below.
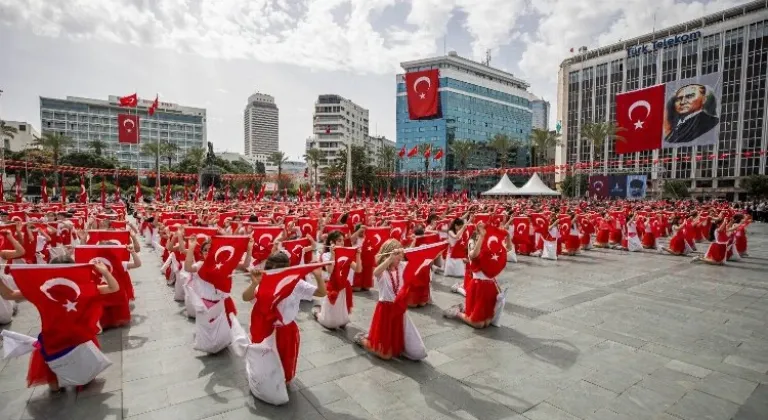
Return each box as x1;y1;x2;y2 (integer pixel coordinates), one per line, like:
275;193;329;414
580;121;627;167
662;180;691;199
560;174;588;198
174;147;207;174
450;139;474;190
329;145;375;191
303;148;323;190
377;145;397;192
741;175;768;199
1;120;18;147
88;139;107;156
268;151;289;181
140;142;163;183
34;133;74;183
161;141;180;170
529;129;559;167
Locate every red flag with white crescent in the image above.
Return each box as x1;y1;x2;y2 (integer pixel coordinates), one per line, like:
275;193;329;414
249;225;283;263
41;177;49;203
197;235;250;293
297;217;318;239
74;245;132;304
9;264;102;354
475;225;508;279
403;241;449;289
281;237;311;266
327;246;356;308
86;230;130;246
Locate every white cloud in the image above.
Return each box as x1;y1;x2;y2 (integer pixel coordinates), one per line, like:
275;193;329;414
0;0;738;126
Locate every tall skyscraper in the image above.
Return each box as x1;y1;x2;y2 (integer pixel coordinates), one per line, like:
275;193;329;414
244;93;279;163
531;98;550;130
39;95;206;170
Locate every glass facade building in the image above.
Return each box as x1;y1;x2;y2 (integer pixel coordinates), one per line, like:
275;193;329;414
40;95;206;171
556;1;768;199
396;52;536;191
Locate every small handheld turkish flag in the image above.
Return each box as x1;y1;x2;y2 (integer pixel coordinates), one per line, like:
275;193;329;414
281;237;311;266
476;225;508;279
74;245;132;303
79;175;88;203
9;264;102;354
118;114;139;144
403;241;449;289
250;225;283;263
197;235;250;293
404;69;440;119
297;217;318;238
41;177;49;203
615;84;665;154
87;229;130;246
328;246;356;308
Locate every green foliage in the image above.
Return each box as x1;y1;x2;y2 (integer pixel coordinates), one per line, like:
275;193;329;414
326;145;376;191
741;175;768;199
88;140;107;156
529;129;560;166
1;120;18;145
662;180;690;199
580;121;627;161
560;174;588;198
60;151;118;170
488;133;523;169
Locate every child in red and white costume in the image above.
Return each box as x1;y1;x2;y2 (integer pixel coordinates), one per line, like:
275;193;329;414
312;231;362;329
353;239;427;360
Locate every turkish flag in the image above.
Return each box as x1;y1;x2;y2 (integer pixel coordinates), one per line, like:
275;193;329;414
118;114;139;144
15;175;22;203
238;188;245;201
197;235;250;293
346;208;366;231
148;95;159;116
206;185;215;201
281;237;311;266
433;148;444;160
164;182;172;202
250;262;329;341
398;146;406;158
87;230;130;246
79;175;88;203
0;224;18;250
250;225;283;263
476;225;508;278
354;226;391;289
589;175;609;199
450;223;475;258
0;175;4;201
405;69;440;119
185;226;219;244
74;245;132;303
389;220;409;242
115;185;121;202
247;186;255;201
41;178;49;203
9;264;102;354
119;93;138;107
297;218;318;238
423;145;431;158
403;241;449;289
615;84;664;154
407;146;418;158
328;246;356;308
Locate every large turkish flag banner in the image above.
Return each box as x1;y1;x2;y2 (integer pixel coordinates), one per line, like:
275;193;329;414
118;114;139;144
615;84;665;154
405;69;440;119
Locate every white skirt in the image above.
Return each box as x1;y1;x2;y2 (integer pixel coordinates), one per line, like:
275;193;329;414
229;315;289;405
317;290;350;329
443;257;466;278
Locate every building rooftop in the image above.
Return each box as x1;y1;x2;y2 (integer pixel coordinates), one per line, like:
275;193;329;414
401;51;530;90
560;0;767;68
40;95;206;115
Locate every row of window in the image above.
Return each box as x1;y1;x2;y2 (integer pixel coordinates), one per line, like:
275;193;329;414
40;106;204;124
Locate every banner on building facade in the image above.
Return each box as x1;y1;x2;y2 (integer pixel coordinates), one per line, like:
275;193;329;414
404;69;440;120
626;175;648;200
608;175;628;198
662;73;721;149
588;175;609;199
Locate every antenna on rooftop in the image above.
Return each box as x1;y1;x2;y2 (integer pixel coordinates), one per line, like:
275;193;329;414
484;49;492;66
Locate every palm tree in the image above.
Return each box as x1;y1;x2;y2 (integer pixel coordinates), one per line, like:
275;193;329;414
141;142;162;180
34;133;74;183
0;120;18;179
450;139;474;190
88;139;107;156
529;129;560;167
161;141;180;170
269;151;289;186
580;121;627;170
303;148;323;190
488;133;522;170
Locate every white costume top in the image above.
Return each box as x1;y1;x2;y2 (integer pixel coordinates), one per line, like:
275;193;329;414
191;261;229;301
374;262;405;302
273;280;317;325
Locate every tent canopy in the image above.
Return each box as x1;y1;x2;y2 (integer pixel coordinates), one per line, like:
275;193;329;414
515;173;560;196
480;174;519;196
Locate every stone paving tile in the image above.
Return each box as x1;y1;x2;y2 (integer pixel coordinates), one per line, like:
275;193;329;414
1;223;767;419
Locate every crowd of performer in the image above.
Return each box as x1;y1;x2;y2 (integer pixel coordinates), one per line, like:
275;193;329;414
0;196;753;405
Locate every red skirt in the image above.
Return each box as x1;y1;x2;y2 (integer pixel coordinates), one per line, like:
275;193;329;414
609;230;622;245
564;235;580;253
353;264;374;289
580;232;591;247
735;235;747;255
704;242;727;264
642;231;656;248
27;338;100;388
100;300;131;329
275;322;300;383
595;230;610;245
668;235;686;254
406;284;430;306
367;301;405;358
464;278;498;324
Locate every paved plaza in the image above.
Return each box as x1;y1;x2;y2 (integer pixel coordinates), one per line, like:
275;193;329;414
2;226;768;420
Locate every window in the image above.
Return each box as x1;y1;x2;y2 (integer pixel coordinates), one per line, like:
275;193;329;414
718;27;744;178
740;21;767;177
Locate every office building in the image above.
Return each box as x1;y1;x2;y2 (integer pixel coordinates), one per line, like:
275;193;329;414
244;93;279;161
1;120;40;151
39;95;206;170
305;94;370;181
366;135;397;165
531;99;550;130
556;1;767;199
396;52;537;191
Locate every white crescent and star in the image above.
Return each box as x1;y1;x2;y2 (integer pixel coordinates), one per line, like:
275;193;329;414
593;180;604;191
301;223;313;234
123;118;135;133
373;234;382;245
413;76;432;100
628;100;651;130
258;233;274;244
39;277;81;312
89;257;113;273
214;245;236;269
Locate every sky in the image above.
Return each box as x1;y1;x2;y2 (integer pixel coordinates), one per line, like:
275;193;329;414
0;0;742;162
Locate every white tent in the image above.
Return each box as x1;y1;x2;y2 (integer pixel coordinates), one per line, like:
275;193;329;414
515;173;561;196
480;174;520;196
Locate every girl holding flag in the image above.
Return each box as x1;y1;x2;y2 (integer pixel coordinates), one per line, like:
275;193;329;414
311;231;362;329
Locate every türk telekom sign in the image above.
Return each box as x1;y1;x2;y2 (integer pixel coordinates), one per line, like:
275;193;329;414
627;31;701;57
